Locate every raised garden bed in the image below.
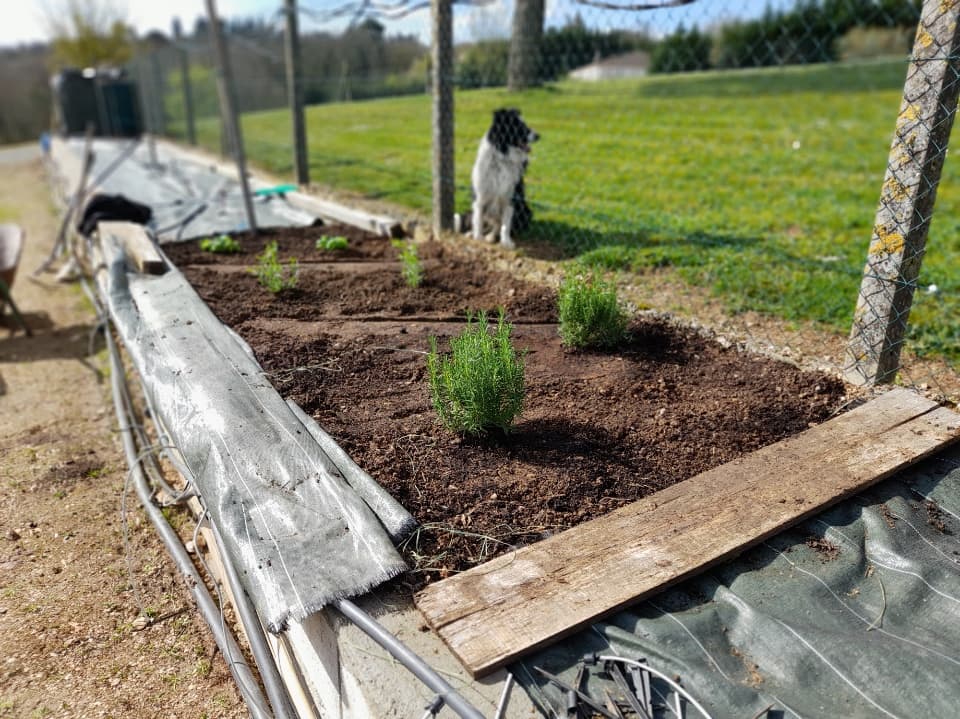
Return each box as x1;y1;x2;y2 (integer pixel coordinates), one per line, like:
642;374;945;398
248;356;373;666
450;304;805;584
162;225;848;590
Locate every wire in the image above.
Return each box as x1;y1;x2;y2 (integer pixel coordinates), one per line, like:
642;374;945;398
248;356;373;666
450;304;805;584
299;0;495;23
574;0;697;10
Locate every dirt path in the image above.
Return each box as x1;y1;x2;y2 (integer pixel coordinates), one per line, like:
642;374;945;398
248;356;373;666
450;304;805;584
0;160;244;718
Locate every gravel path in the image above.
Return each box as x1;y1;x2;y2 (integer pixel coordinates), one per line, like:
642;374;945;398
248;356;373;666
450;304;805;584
0;158;244;718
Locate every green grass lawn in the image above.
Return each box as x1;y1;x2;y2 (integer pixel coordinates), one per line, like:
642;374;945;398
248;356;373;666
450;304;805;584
193;59;960;365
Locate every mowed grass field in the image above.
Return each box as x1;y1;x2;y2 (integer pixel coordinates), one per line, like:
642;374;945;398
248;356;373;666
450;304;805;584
195;59;960;365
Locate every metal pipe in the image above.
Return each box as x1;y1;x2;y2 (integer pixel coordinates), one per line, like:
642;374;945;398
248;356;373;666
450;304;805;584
209;520;299;719
105;329;274;719
493;672;515;719
333;598;486;719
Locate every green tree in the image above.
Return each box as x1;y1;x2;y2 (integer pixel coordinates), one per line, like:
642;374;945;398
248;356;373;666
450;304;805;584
650;25;712;74
45;0;134;69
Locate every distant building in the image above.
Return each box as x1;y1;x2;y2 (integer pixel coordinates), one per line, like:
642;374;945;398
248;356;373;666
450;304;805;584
569;51;651;81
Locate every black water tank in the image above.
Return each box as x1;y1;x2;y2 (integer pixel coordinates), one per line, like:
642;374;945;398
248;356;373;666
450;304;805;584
51;68;143;137
97;74;142;137
52;69;100;136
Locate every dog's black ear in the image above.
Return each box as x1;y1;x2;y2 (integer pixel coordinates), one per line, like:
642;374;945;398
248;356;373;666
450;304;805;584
488;110;510;153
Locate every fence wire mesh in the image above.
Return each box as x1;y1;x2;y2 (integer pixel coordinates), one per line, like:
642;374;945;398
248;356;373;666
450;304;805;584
133;0;960;401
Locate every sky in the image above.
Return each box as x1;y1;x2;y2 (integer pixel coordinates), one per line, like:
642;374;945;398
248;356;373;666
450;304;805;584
1;1;274;48
1;0;794;49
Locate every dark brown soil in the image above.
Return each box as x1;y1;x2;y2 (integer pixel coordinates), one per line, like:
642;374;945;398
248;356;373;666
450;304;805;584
163;224;849;589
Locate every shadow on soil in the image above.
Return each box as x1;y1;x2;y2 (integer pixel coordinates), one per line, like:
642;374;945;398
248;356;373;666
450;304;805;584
460;418;636;471
0;323;104;381
0;311;54;336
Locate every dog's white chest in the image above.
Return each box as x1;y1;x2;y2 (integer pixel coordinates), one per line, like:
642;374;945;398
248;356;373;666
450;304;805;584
472;140;526;203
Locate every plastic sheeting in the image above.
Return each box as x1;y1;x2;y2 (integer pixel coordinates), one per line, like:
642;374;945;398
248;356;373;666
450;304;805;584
70;138;316;241
97;233;413;632
515;448;960;718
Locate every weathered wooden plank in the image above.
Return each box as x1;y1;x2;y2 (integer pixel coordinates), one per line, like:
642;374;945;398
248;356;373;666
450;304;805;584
416;388;960;677
98;221;166;275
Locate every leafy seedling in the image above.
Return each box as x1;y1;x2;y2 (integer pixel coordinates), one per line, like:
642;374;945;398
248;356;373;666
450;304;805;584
199;234;241;254
427;310;525;436
392;239;424;288
250;240;298;293
557;272;630;349
316;235;349;251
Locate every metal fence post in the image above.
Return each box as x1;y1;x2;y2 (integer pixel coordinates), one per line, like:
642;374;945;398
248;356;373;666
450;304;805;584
136;60;154;136
149;51;167;137
431;0;454;235
173;19;197;146
844;0;960;385
284;0;310;187
205;0;259;235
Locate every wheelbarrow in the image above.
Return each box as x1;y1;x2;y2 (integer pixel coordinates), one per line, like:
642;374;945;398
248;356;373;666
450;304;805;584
0;223;32;336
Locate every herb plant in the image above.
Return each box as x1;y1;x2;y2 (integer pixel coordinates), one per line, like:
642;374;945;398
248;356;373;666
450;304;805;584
391;239;423;288
427;310;525;436
316;235;349;251
199;234;241;254
251;240;298;293
557;272;629;349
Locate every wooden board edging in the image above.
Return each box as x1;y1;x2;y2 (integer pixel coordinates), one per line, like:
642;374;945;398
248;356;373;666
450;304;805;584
415;388;960;677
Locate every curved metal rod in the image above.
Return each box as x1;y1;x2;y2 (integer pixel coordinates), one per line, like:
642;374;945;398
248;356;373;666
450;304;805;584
333;598;487;719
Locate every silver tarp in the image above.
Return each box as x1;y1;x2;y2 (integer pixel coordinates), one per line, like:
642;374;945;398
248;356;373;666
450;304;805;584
72;138;316;241
98;233;414;632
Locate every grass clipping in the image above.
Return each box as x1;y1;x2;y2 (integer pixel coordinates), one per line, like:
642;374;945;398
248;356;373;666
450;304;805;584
428;310;525;436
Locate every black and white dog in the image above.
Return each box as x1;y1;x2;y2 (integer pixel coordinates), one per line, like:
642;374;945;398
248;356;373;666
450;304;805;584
460;108;539;249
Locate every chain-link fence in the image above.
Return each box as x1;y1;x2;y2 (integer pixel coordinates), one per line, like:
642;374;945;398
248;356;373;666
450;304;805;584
132;0;960;401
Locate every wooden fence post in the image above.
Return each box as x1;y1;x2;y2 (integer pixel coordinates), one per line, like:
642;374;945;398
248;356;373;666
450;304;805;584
284;0;310;187
431;0;455;235
845;0;960;385
204;0;258;235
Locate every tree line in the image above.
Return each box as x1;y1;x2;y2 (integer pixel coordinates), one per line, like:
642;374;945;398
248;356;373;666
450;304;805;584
651;0;921;73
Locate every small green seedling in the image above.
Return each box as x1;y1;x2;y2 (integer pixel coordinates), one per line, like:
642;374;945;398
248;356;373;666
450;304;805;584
391;239;423;288
199;234;241;254
316;235;349;251
250;240;298;293
427;310;525;436
557;272;630;349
